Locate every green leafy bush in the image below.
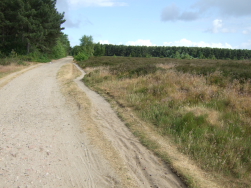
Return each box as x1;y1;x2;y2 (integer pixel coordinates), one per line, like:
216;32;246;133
74;52;89;61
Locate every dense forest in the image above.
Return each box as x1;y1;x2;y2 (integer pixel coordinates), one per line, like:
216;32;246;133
72;36;251;61
0;0;70;61
102;44;251;60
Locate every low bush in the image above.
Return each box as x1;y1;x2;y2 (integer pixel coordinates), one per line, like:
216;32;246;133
74;52;89;61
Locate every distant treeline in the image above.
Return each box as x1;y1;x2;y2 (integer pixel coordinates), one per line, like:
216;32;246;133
103;44;251;60
0;0;70;60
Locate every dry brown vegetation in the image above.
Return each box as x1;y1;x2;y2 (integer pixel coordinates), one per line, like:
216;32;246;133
0;64;24;78
0;62;36;79
80;56;251;188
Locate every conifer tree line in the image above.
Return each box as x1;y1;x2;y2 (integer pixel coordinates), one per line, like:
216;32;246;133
72;36;251;61
102;44;251;60
0;0;70;58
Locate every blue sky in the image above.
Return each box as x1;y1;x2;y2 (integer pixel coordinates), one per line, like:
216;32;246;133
56;0;251;49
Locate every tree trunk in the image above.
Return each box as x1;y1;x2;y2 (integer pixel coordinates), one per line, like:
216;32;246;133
27;42;30;54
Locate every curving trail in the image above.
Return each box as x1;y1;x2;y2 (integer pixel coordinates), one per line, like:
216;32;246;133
0;57;185;188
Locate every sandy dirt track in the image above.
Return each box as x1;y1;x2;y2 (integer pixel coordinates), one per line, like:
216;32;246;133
0;57;185;188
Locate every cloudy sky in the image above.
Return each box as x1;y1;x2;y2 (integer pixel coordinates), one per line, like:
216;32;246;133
56;0;251;49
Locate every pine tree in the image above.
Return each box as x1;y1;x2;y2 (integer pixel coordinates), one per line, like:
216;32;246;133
0;0;24;54
0;0;65;55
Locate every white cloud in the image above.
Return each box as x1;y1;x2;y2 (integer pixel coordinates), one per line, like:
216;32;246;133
161;3;198;22
243;27;251;34
99;40;110;44
126;40;155;46
213;19;222;33
68;0;127;7
163;38;233;49
205;19;235;33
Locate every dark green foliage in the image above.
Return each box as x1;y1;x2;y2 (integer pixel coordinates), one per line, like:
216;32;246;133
52;34;71;59
71;45;82;56
19;55;33;61
0;0;65;56
102;44;251;60
94;42;105;57
74;52;89;61
73;35;96;61
79;35;94;57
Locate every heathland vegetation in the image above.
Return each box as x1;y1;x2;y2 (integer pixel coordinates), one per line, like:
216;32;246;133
75;55;251;187
0;0;70;65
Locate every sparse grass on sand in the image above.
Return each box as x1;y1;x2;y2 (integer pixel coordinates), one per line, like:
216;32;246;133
79;56;251;188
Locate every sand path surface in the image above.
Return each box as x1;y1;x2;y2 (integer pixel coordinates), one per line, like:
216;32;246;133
0;57;185;188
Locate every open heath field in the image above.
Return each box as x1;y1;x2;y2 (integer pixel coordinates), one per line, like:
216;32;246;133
79;56;251;188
